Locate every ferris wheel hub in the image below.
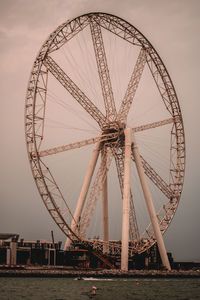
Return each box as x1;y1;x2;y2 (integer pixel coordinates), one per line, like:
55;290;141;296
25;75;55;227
102;121;125;146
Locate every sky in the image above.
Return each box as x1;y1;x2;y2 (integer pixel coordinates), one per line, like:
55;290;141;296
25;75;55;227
0;0;200;262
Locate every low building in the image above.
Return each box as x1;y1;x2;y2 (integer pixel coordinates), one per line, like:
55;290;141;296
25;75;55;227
0;233;62;266
1;233;184;270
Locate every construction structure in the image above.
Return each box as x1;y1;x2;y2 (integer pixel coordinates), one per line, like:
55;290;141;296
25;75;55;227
1;234;200;271
0;234;173;269
25;13;185;271
0;234;61;266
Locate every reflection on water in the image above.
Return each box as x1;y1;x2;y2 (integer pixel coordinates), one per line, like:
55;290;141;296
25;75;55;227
0;277;200;300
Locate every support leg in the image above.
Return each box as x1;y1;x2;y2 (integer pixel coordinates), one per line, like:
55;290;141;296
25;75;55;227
132;133;171;270
64;140;100;250
121;128;131;271
102;150;109;253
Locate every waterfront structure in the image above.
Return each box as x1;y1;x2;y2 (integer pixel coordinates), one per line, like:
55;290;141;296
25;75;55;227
1;234;199;271
0;234;170;269
25;13;185;271
0;234;61;266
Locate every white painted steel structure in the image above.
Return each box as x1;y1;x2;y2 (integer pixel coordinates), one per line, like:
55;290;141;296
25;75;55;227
25;13;185;270
121;128;132;270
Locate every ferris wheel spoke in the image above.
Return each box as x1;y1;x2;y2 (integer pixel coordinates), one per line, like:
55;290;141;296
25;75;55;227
37;132;118;157
118;48;146;123
132;116;180;133
37;117;177;158
114;148;140;243
131;151;175;199
90;18;117;122
43;55;106;128
79;148;113;238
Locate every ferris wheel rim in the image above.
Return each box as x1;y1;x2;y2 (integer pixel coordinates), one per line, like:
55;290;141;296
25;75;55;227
25;12;185;254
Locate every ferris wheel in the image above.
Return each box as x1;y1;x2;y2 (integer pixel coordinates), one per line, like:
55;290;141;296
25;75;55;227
25;12;185;270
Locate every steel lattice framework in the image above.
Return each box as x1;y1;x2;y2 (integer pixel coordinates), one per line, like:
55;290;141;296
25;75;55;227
25;13;185;266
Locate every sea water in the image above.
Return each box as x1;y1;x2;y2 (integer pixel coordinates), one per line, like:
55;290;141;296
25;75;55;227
0;277;199;300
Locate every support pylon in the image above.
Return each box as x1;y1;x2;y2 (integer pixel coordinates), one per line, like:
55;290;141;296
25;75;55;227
101;149;109;254
64;140;100;250
132;132;171;270
121;128;131;271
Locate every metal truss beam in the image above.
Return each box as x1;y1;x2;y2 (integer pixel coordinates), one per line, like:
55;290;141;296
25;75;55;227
35;117;178;159
33;16;90;60
131;151;174;199
38;132;118;157
118;48;146;123
132;116;179;133
43;56;106;129
90;18;117;121
145;50;185;197
140;198;178;245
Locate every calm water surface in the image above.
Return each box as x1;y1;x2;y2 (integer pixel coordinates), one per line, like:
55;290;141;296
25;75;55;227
0;277;199;300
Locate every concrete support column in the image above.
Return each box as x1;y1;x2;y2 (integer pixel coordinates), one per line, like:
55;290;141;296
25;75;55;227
132;133;171;271
121;128;132;271
48;249;56;265
6;248;11;265
64;140;100;250
10;242;17;265
102;167;109;254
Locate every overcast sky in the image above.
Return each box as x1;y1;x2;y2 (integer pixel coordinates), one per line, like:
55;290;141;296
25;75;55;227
0;0;200;262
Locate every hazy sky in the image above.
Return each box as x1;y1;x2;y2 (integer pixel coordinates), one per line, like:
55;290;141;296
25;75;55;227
0;0;200;262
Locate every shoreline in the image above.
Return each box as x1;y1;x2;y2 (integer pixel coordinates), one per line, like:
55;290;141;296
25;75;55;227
0;267;199;278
